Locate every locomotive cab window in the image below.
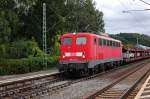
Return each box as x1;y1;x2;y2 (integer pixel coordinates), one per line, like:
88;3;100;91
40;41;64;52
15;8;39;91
76;37;87;45
63;37;72;45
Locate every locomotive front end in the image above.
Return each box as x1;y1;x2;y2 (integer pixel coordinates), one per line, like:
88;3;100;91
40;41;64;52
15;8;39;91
59;33;90;75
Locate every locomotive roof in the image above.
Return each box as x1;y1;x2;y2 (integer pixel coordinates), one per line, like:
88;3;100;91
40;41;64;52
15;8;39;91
62;32;121;43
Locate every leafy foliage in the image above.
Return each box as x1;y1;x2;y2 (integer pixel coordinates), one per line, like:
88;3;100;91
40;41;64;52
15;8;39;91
19;0;105;47
0;56;58;75
0;10;19;43
0;13;11;43
0;0;105;57
0;40;43;59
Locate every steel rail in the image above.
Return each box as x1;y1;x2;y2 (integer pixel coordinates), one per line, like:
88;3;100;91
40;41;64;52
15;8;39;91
0;72;62;97
1;59;150;98
13;60;150;99
119;68;150;99
84;60;150;99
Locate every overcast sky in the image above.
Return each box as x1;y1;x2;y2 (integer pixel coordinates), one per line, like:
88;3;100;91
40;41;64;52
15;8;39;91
94;0;150;36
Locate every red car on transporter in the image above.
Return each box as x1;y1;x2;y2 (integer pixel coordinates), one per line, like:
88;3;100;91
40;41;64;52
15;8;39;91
59;32;123;76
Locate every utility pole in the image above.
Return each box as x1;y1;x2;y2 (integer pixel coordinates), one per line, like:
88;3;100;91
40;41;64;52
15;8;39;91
43;3;47;68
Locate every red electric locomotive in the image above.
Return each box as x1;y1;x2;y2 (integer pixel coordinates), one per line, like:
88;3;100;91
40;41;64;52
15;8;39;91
59;32;123;76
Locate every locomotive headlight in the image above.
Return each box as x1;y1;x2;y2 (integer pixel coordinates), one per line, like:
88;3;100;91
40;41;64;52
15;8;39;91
82;55;85;58
62;55;65;58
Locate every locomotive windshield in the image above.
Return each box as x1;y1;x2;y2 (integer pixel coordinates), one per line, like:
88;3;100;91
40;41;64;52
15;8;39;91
63;37;72;45
76;37;87;45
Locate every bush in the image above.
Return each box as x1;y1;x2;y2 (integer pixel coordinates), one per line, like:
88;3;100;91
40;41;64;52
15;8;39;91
0;39;44;59
10;40;44;58
0;56;59;75
0;44;7;59
48;55;59;66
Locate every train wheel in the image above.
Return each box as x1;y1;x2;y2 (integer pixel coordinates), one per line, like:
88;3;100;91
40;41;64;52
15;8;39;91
100;64;105;72
114;61;120;67
105;63;111;70
79;68;89;77
93;66;99;74
88;68;94;75
110;62;114;69
117;61;120;66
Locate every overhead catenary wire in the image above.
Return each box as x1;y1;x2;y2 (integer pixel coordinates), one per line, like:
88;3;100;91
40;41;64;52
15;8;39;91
118;0;141;31
104;0;145;32
121;0;150;34
119;0;146;28
123;0;150;12
140;0;150;6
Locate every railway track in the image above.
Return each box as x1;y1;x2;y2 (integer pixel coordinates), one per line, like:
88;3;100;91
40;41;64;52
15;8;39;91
0;59;149;99
12;60;150;98
0;67;121;99
85;59;150;99
12;68;123;99
126;71;150;99
0;72;63;98
0;64;126;98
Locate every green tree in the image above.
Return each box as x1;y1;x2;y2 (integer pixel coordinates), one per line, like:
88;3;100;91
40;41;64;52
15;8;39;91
0;0;20;42
21;0;105;48
0;12;11;43
64;0;105;33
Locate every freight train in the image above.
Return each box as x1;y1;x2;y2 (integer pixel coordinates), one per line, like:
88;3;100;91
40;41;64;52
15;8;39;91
58;32;150;76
